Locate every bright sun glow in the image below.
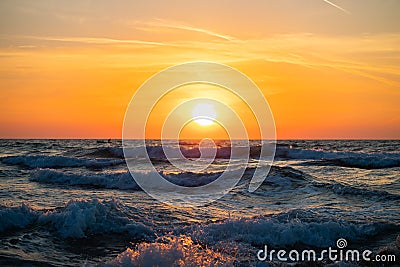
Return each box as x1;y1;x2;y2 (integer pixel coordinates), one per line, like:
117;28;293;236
192;103;217;126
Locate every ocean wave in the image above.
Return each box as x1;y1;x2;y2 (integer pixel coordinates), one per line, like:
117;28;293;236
85;147;125;159
29;165;308;192
329;156;400;169
0;204;37;233
259;166;310;190
30;169;139;190
276;147;400;169
264;166;400;200
30;169;230;189
313;181;400;201
1;155;124;169
84;145;400;170
104;235;233;267
263;166;400;200
170;146;232;159
38;198;151;239
87;145;262;160
267;166;310;181
165;171;222;187
188;209;397;248
276;147;345;160
0;198;152;239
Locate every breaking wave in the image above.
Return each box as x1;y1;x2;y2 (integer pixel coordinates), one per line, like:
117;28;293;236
104;235;233;267
0;198;152;239
1;155;124;169
188;209;398;248
276;147;400;169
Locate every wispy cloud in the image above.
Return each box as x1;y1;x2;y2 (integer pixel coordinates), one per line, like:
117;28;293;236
3;31;399;88
10;35;169;47
135;19;238;42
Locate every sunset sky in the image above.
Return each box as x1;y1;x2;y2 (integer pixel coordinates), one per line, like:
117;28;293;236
0;0;399;139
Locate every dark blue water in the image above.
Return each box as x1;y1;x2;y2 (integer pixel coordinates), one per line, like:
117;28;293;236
0;140;399;266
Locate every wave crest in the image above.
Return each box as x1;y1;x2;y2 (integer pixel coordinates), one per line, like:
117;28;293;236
1;155;124;169
0;199;152;239
189;210;397;248
106;235;233;267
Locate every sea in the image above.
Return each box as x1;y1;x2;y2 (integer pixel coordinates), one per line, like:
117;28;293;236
0;139;399;266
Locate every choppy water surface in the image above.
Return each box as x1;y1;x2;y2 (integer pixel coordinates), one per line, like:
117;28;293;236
0;139;399;266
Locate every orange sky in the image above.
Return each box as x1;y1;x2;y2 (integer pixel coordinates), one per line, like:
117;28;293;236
0;0;399;139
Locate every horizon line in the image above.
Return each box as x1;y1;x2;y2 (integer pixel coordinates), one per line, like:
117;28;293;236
0;138;398;141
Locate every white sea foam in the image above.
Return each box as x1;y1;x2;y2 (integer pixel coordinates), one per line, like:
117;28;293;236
188;210;391;248
0;199;152;239
38;198;151;238
104;235;233;267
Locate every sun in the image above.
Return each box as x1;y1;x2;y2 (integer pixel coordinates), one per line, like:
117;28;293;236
192;103;216;126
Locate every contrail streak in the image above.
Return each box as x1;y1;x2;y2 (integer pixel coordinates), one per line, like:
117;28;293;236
322;0;351;14
137;19;237;42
